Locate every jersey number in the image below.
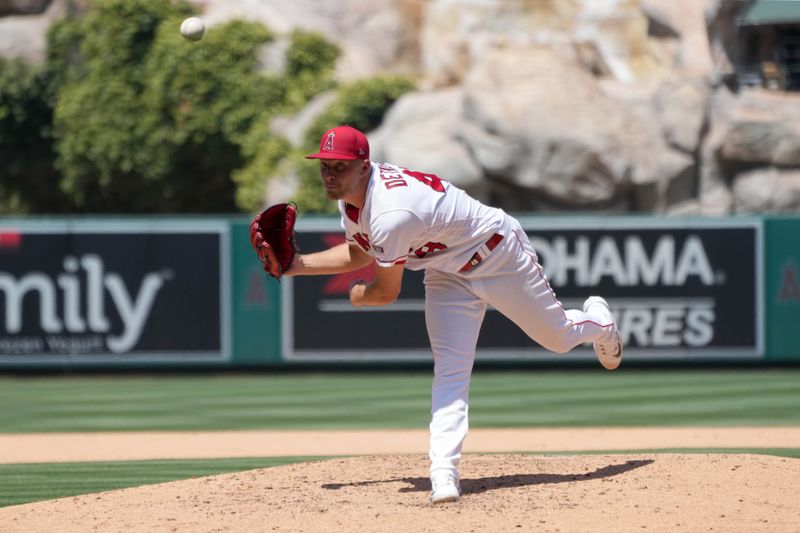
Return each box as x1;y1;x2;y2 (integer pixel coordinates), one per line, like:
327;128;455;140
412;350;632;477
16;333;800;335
380;166;446;193
402;170;446;192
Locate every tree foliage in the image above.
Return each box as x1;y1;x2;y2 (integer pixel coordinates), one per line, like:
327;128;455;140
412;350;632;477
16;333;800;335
283;29;339;109
0;57;64;213
0;0;413;215
50;0;282;212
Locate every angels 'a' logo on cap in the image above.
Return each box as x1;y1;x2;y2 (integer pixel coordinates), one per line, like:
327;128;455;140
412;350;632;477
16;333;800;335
323;132;335;151
304;125;370;160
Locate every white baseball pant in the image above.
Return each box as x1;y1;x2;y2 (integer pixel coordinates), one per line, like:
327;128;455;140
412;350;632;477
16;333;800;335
425;216;616;478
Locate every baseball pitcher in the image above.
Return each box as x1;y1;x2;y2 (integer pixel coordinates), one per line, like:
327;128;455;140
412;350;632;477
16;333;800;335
249;125;623;504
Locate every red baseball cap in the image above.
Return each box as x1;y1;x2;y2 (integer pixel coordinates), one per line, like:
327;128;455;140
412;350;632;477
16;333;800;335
305;125;370;160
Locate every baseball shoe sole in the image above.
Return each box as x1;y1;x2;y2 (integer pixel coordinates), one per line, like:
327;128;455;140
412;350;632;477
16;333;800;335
584;296;623;371
430;472;460;504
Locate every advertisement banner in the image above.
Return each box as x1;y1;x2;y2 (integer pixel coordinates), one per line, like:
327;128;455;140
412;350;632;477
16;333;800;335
0;221;229;364
283;218;763;362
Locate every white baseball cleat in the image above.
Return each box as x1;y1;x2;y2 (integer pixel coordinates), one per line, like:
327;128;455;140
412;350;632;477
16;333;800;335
584;296;623;371
430;471;460;504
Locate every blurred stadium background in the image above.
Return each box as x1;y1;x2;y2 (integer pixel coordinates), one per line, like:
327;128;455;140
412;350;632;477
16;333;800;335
1;0;799;510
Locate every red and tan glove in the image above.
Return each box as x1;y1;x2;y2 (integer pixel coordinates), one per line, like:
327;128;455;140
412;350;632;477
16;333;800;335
249;203;299;279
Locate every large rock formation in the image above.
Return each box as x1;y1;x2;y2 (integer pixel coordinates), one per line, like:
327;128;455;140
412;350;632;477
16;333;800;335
2;0;799;213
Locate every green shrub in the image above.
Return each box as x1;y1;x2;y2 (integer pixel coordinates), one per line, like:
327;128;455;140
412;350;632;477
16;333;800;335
283;29;340;110
232;131;292;213
0;57;65;213
51;0;281;212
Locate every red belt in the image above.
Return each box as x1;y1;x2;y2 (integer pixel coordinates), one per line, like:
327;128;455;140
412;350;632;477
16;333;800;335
459;233;504;273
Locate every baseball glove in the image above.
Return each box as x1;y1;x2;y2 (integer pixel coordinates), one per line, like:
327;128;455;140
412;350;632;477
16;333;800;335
249;203;299;279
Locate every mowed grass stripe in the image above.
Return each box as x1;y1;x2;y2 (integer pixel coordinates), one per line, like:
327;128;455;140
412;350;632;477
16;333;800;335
0;373;435;432
0;457;324;509
469;371;800;426
1;449;798;509
470;371;799;398
0;370;798;432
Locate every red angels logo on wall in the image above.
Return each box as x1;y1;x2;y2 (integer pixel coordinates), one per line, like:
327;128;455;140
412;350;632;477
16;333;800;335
0;230;21;249
780;261;800;303
323;132;335;152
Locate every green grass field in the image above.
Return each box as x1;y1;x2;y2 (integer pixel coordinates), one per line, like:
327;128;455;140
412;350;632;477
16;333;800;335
1;369;799;508
2;369;800;432
0;457;322;508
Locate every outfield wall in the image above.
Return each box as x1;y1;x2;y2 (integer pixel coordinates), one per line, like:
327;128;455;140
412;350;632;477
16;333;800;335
0;215;797;368
764;217;800;361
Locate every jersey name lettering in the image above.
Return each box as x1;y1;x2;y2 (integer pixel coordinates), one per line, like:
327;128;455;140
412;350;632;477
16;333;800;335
378;164;447;193
378;163;408;189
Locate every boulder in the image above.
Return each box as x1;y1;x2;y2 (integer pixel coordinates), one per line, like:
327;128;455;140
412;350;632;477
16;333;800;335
696;84;737;214
705;0;746;84
600;78;698;210
460;43;694;210
653;74;712;153
733;167;800;213
666;183;733;217
639;0;719;77
0;0;63;63
720;90;800;166
369;88;486;200
421;0;677;88
455;120;517;178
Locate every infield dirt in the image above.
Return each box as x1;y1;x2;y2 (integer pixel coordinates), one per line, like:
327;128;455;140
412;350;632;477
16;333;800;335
2;453;799;532
1;429;799;532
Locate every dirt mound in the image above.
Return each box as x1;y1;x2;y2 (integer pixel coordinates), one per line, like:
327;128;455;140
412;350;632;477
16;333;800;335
2;453;799;532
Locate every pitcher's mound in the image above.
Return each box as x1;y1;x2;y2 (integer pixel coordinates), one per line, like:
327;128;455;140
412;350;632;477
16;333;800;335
2;454;799;532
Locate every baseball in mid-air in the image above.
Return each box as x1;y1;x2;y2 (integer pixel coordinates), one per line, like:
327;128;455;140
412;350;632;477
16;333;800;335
180;17;205;41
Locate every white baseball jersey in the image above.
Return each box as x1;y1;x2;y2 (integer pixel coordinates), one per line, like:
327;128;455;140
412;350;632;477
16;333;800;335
340;162;505;272
338;162;620;484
